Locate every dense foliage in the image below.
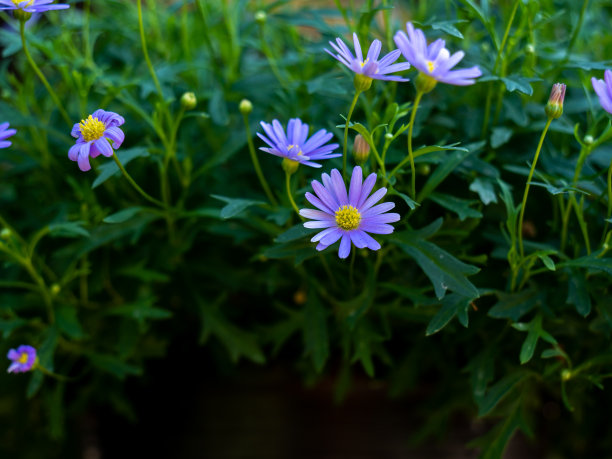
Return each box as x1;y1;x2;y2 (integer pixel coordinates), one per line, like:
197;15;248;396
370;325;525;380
1;0;612;457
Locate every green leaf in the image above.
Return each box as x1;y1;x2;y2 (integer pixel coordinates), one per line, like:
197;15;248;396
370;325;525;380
56;306;84;339
92;147;150;189
490;127;513;148
469;177;498;205
530;181;589;196
103;206;146;224
211;194;265;219
488;289;541;321
501;76;535;95
393;224;480;300
208;86;229;126
537;253;556;271
562;253;612;276
274;224;317;243
417;147;472;202
477;371;527;416
388;188;418;210
427;19;468;39
48;221;89;238
426;293;474;335
567;269;591;317
429;192;482;221
303;289;329;373
0;318;27;338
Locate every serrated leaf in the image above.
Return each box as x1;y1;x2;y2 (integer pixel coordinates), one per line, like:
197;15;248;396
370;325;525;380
488;289;540;321
501;76;534;95
469;177;498;205
426;293;474;335
92;147;150;189
490;127;513;148
211;194;265;219
430;192;482;221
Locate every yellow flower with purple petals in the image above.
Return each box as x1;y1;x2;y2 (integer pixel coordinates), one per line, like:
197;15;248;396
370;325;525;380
7;345;37;373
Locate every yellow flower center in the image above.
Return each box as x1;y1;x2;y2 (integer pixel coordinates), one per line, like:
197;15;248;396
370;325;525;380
335;205;361;231
17;352;29;364
360;58;369;68
79;115;106;142
287;144;303;156
426;60;435;73
12;0;34;6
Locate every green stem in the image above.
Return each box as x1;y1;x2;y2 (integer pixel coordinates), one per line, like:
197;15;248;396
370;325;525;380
19;21;71;126
518;118;552;257
561;145;591;251
243;113;278;206
137;0;164;101
343;91;362;180
404;91;423;199
112;153;165;208
285;171;300;216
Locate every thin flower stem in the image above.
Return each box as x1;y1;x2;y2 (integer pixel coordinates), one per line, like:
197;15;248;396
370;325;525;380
285;171;300;216
83;0;92;65
137;0;164;101
560;145;591;251
603;158;612;238
343;91;362;180
243;113;278;206
112;153;165;208
518;117;552;257
406;91;423;199
19;21;71;126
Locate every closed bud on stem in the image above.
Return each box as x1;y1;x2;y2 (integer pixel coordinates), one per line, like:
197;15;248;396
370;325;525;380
584;135;594;145
282;157;299;175
239;99;253;115
254;10;266;25
353;134;370;165
353;74;372;92
545;83;566;119
415;72;437;94
417;164;431;176
180;92;197;110
50;284;61;296
525;43;535;55
14;10;32;22
0;228;11;240
384;133;393;141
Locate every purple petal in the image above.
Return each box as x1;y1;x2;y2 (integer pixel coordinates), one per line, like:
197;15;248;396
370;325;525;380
105;126;125;148
330;169;349;206
362;201;395;217
304;220;336;229
357;172;378;208
299;209;334;221
348;166;363;205
352;33;363;62
363;212;401;224
360;222;395;234
360;187;387;212
365;39;382;64
311;227;340;243
305;191;333;213
352;230;381;250
320;228;343;246
312;179;339;211
338;233;351;259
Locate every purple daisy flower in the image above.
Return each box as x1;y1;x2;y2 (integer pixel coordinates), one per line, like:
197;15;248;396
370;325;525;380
258;118;341;168
0;122;17;149
69;109;125;172
326;33;411;82
394;22;482;86
300;166;400;259
7;345;37;373
592;69;612;114
0;0;69;13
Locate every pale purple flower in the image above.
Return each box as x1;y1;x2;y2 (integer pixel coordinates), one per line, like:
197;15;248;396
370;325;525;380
0;122;17;149
7;345;37;373
592;69;612;114
300;166;400;259
326;33;411;82
69;109;125;172
0;0;69;13
258;118;340;168
394;22;482;86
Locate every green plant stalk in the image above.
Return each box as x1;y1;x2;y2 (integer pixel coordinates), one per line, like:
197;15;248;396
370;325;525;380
560;144;590;251
343;91;362;180
285;171;300;216
19;21;71;126
137;0;164;101
83;0;92;65
406;91;423;199
518;117;552;257
112;152;166;208
243;112;278;206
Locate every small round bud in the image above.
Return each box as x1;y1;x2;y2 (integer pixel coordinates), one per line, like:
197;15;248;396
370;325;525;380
353;134;370;166
415;72;437;94
180;92;197;110
584;135;594;145
561;369;572;381
545;83;566;119
282;157;299;175
239;99;253;115
0;228;11;240
384;133;393;141
50;284;61;296
353;74;373;92
254;11;266;24
14;9;32;22
525;44;535;54
417;164;431;176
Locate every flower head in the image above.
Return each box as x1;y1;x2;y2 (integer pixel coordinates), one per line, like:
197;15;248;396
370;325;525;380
0;0;69;13
7;345;37;373
394;22;482;90
592;69;612;114
69;109;125;172
0;122;17;149
300;166;400;259
258;118;340;169
326;33;411;84
545;83;566;119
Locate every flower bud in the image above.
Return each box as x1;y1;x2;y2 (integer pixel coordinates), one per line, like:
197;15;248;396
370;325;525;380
239;99;253;115
0;228;11;240
353;74;373;92
584;135;594;145
384;133;393;141
180;92;197;110
545;83;566;119
417;164;431;176
254;11;266;24
14;9;32;22
50;284;61;296
415;72;437;94
525;44;535;55
282;157;299;175
352;134;370;165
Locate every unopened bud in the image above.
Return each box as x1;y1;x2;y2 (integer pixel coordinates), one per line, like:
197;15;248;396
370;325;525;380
353;134;370;165
384;133;393;141
239;99;253;115
353;74;373;92
282;157;299;175
417;164;431;176
50;284;61;296
584;135;594;145
14;9;32;22
0;228;11;240
525;44;535;54
180;92;197;110
545;83;566;119
561;369;572;381
254;11;266;24
415;72;437;94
